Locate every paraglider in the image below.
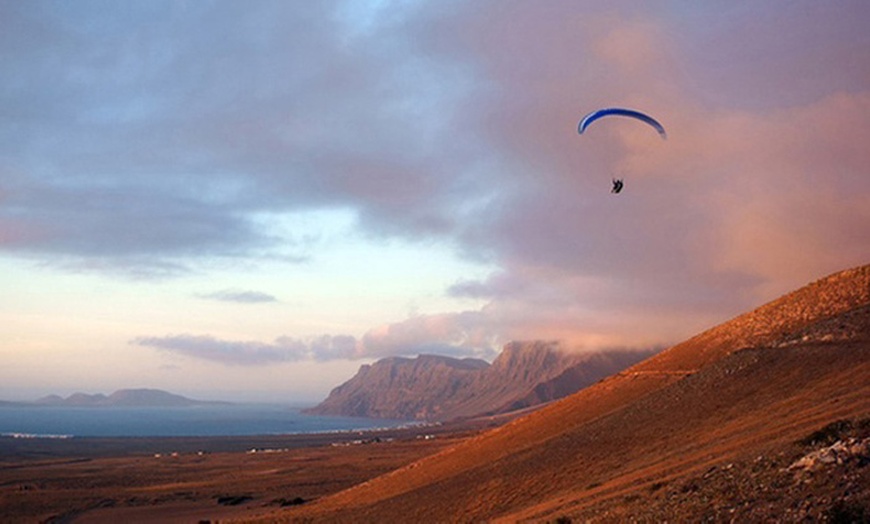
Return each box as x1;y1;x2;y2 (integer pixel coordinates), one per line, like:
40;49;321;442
577;107;666;193
578;107;667;140
611;178;624;194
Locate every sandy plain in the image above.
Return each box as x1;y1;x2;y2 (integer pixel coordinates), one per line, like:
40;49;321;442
0;420;492;523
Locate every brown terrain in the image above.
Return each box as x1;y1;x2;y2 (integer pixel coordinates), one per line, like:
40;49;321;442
306;344;654;421
1;264;868;523
260;264;870;522
0;423;488;523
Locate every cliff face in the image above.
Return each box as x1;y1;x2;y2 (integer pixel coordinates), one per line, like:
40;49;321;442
305;355;488;420
305;342;653;421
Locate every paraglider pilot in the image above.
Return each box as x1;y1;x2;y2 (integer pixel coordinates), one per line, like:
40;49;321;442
578;107;665;194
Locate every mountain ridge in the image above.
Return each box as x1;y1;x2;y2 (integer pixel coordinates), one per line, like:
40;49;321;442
272;263;870;522
305;342;655;421
31;388;228;407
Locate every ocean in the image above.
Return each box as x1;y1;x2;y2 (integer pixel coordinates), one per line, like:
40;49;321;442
0;404;406;438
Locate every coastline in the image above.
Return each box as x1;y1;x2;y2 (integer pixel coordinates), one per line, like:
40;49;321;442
0;416;501;523
0;403;409;440
0;415;499;461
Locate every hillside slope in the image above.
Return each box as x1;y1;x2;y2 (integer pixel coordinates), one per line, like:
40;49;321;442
269;264;870;522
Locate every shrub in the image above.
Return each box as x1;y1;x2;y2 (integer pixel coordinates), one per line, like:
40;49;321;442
825;500;868;524
217;495;253;506
799;420;853;447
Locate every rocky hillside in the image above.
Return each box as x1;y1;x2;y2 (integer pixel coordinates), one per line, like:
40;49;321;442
273;264;870;523
497;349;659;413
304;354;489;420
639;264;870;373
305;343;655;421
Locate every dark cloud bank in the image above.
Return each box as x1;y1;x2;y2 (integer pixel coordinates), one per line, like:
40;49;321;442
4;1;870;361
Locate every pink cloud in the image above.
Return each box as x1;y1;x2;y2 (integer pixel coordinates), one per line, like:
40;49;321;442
431;2;870;349
8;2;870;362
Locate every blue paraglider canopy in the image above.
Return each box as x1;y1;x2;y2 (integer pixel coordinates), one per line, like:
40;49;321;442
578;107;666;139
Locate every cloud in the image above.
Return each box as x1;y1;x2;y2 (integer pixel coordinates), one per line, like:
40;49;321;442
136;329;465;366
0;1;482;272
197;289;278;304
137;293;673;367
449;1;870;334
7;1;870;355
359;311;500;360
138;335;322;366
135;310;503;366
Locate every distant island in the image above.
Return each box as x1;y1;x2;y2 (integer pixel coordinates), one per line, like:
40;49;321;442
5;389;231;408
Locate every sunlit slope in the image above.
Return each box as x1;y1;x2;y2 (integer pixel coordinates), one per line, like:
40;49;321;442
631;264;870;372
267;264;870;523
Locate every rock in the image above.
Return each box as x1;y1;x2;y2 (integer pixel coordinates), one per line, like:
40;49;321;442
788;438;870;473
305;343;655;421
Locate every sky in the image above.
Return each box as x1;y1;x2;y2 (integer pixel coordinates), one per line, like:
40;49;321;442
2;1;869;403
